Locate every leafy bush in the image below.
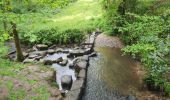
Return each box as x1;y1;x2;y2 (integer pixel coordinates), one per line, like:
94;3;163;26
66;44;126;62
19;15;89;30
19;27;85;45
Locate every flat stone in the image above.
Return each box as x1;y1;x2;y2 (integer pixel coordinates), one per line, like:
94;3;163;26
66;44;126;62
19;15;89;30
28;54;38;59
23;52;29;58
78;69;86;78
76;61;87;69
84;48;92;54
81;55;89;61
69;49;85;57
35;56;43;61
47;49;55;55
31;51;47;57
44;57;63;65
23;58;35;63
36;44;48;50
55;48;63;53
71;78;84;91
62;49;69;53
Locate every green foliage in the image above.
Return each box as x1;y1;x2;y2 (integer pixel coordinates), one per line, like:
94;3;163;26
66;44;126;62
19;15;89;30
102;0;170;95
119;13;170;94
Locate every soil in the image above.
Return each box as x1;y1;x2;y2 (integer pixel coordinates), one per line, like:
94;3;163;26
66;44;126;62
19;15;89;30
0;65;62;100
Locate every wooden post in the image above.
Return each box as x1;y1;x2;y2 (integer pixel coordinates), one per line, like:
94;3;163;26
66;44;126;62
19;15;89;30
11;22;24;62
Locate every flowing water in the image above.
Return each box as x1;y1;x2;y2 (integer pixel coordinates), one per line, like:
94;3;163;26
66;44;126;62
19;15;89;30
83;47;141;100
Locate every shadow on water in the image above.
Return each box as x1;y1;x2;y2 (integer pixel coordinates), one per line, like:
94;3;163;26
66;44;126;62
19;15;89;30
83;47;141;100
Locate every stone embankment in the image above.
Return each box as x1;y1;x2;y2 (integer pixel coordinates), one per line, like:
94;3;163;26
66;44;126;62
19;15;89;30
8;32;98;100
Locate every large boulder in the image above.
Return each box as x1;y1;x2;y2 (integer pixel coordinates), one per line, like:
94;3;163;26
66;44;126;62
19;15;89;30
59;59;68;66
61;75;73;91
36;44;48;50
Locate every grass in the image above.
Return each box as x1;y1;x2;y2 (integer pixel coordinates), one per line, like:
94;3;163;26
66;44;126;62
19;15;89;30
0;0;103;45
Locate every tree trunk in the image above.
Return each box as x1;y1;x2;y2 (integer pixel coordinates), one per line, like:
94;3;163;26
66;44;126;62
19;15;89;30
11;22;24;62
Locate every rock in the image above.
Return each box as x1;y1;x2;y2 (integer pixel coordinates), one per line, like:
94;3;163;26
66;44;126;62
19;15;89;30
81;55;89;61
47;49;55;55
84;48;93;54
68;49;85;57
36;44;48;50
71;78;84;91
55;57;63;63
78;69;86;78
69;61;74;69
59;59;68;66
29;51;47;57
23;58;35;63
75;61;87;72
89;52;97;57
126;95;136;100
49;45;56;49
61;75;73;91
62;49;69;53
44;57;63;65
35;56;43;61
28;54;38;59
50;89;60;97
55;48;63;53
76;61;87;69
23;52;29;58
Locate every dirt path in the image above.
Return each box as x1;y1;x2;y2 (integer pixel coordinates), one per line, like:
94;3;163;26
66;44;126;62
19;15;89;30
95;34;124;48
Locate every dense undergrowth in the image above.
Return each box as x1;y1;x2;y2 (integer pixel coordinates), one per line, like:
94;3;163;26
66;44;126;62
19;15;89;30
102;0;170;96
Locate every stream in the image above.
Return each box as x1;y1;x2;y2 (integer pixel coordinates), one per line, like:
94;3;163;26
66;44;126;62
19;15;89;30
83;47;141;100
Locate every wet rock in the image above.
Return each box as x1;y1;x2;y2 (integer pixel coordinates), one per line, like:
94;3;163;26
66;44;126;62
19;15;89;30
84;48;93;54
61;75;73;91
81;55;89;61
44;57;63;65
76;61;87;69
68;49;85;57
23;52;29;58
36;44;48;50
71;78;84;91
75;61;87;72
49;45;56;49
23;58;35;63
35;51;47;57
62;49;69;53
55;48;63;53
89;52;97;57
69;61;74;68
126;95;136;100
47;49;55;55
59;59;68;66
35;56;43;61
28;54;38;59
78;69;86;78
